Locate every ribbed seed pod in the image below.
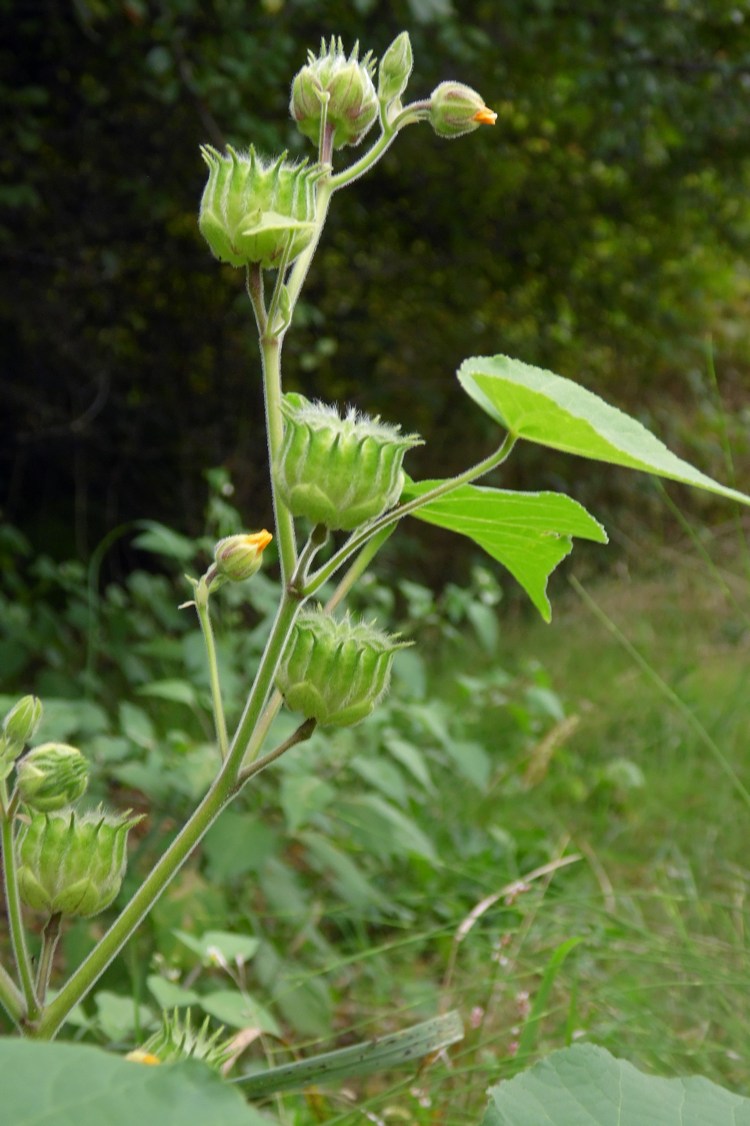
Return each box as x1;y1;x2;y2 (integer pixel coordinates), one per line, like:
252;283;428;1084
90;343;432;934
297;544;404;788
275;393;422;531
199;145;325;269
290;37;379;150
17;807;143;918
276;609;410;727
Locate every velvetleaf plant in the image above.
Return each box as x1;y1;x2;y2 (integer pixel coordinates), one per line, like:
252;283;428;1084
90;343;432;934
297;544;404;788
1;30;749;1110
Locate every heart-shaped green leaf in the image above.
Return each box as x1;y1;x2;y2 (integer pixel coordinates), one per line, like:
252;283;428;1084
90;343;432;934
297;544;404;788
402;481;607;620
459;354;750;508
482;1043;750;1125
0;1038;270;1126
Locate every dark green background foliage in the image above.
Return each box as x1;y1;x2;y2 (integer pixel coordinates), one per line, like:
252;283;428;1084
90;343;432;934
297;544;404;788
2;0;749;559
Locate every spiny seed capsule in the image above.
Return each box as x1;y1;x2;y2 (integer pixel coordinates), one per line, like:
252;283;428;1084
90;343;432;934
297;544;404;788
129;1011;234;1070
429;81;497;139
16;742;89;812
17;807;143;918
290;37;379;150
275;609;410;727
199;145;325;269
275;393;423;532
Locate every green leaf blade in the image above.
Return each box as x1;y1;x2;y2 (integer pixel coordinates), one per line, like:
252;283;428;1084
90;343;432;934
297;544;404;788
402;481;607;621
236;1011;463;1097
0;1039;267;1126
482;1043;750;1126
459;354;750;508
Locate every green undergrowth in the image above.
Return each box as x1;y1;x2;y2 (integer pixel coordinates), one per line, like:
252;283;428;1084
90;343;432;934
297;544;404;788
2;503;750;1123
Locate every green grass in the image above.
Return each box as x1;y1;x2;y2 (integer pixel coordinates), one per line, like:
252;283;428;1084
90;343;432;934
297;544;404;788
416;521;750;1114
258;520;750;1123
4;514;750;1124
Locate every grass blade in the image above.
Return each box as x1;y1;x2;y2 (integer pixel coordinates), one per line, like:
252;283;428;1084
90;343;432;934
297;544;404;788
233;1011;464;1096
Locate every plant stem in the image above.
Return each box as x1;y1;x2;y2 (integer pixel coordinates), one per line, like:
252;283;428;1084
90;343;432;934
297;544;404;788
289;526;328;594
0;958;23;1026
304;433;517;596
0;792;38;1020
324;525;395;614
31;590;304;1040
236;718;316;788
246;261;298;585
328;108;423;193
195;587;228;759
35;912;62;1006
247;293;298;588
266;237;295;335
246;262;266;335
227;590;302;766
282;177;333;323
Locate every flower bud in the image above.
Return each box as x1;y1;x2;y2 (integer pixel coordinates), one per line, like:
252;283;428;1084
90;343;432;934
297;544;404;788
199;145;325;269
213;530;273;584
377;32;413;112
290;37;379;150
429;81;497;139
275;393;423;532
276;610;410;727
16;743;89;812
17;807;143;918
1;696;43;757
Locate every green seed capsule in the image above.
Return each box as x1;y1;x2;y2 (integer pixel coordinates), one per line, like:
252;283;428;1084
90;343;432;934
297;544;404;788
17;807;142;918
276;609;410;727
199;145;325;269
290;37;379;150
275;393;423;531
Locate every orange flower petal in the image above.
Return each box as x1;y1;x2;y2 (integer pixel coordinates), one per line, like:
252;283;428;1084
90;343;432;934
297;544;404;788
245;529;273;552
473;106;497;126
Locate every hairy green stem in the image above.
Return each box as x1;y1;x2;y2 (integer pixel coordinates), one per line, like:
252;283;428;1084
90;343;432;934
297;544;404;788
252;319;298;588
324;526;395;614
304;433;518;596
226;591;302;767
289;525;328;594
266;236;295;335
247;261;298;584
195;590;228;759
35;912;62;1007
282;177;333;322
1;797;38;1020
0;956;23;1026
237;718;317;788
328;107;423;193
246;263;266;335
